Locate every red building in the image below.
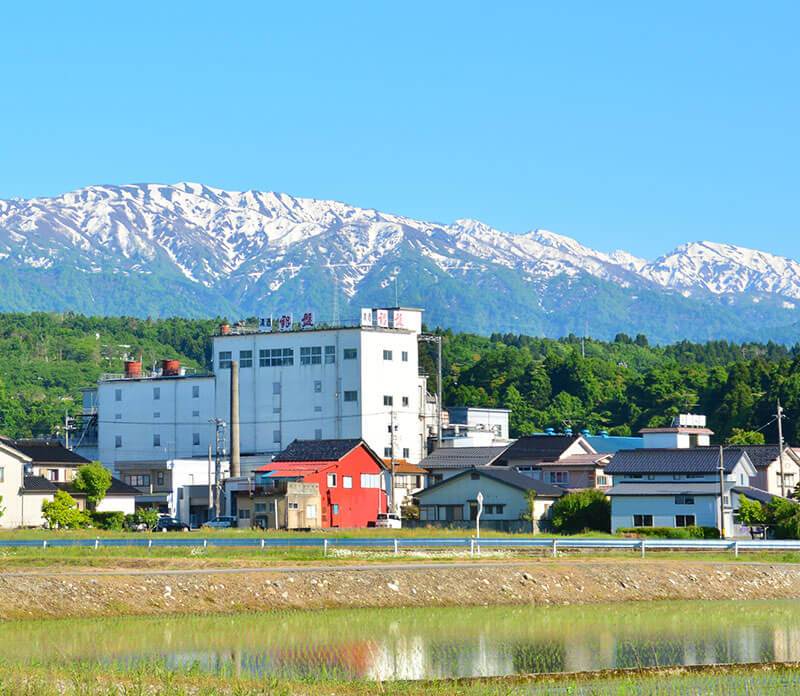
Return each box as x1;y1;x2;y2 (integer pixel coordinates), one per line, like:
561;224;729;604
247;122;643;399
256;439;388;528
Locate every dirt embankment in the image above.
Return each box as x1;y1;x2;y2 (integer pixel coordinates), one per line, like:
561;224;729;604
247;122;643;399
3;561;800;620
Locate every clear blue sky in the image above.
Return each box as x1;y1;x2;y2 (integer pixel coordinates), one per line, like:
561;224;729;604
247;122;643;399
1;1;798;259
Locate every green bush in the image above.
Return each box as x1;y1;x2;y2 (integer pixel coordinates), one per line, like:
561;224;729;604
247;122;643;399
125;508;159;530
550;489;610;534
617;525;720;539
41;490;90;529
89;511;126;531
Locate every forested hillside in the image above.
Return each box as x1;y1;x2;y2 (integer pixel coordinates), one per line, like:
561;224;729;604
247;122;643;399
0;312;798;445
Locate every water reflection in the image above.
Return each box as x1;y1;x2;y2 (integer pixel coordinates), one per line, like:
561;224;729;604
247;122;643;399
2;601;799;680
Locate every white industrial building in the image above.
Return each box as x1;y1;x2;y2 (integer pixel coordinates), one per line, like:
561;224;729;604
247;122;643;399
212;307;428;475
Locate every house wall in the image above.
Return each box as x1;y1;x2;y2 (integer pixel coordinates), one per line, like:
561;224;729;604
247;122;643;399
20;492;52;527
532;466;599;490
95;496;135;515
29;464;78;483
610;494;720;531
753;456;800;496
446;408;510;440
98;376;216;468
417;474;556;526
0;452;25;528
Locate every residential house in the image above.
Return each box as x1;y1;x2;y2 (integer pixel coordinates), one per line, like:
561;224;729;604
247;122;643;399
605;448;757;537
706;445;800;498
495;434;612;490
416;467;565;532
420;446;510;484
441;407;513;448
0;441;31;528
238;439;389;529
4;438;89;484
383;459;427;508
21;475;140;519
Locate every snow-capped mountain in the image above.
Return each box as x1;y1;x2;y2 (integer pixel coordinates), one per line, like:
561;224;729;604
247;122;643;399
0;182;798;342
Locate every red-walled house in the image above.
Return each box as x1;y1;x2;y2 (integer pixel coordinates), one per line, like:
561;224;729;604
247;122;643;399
255;439;389;528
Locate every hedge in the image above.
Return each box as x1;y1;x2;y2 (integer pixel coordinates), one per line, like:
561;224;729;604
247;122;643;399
617;525;720;539
88;511;126;531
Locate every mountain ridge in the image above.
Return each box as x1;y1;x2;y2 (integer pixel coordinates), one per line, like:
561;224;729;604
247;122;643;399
1;182;799;343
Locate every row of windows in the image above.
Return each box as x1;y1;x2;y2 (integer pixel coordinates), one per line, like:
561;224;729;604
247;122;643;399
633;514;696;527
125;473;165;487
114;386;201;402
323;472;383;489
384;447;411;459
383;395;410;407
382;350;409;362
626;474;707;480
220;345;358;369
114;434;201;448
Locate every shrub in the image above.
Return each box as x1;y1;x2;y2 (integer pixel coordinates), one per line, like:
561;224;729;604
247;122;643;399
73;462;112;510
617;525;719;539
41;490;89;529
89;511;126;531
126;508;159;530
550;489;610;534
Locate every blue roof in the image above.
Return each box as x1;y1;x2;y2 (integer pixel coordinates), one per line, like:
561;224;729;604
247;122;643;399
585;435;644;453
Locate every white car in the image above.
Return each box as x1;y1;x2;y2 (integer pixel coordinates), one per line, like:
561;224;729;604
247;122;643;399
375;512;402;529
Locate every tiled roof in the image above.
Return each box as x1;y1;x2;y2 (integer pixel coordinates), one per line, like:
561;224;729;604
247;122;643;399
22;475;58;492
605;448;747;474
732;486;783;504
606;482;722;496
383;459;427;475
500;435;586;462
419;446;509;470
4;438;91;465
273;439;364;463
417;466;566;498
702;445;782;470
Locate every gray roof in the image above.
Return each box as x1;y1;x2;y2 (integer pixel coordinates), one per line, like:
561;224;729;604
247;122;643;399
273;439;364;462
606;482;723;496
420;446;509;470
703;445;784;470
22;475;58;492
606;448;747;475
500;435;584;462
418;466;566;498
3;438;90;465
732;486;782;504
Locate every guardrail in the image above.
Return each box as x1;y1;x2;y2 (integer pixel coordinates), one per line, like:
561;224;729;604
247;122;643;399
3;536;800;558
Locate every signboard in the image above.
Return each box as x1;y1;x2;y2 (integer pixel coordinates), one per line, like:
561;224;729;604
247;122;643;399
392;309;405;329
375;309;389;328
360;307;373;327
258;317;273;333
300;311;315;330
277;314;293;332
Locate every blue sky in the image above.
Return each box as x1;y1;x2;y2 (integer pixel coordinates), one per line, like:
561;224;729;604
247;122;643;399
1;1;798;259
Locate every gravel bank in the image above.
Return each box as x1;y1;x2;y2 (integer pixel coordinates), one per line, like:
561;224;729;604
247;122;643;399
3;560;800;620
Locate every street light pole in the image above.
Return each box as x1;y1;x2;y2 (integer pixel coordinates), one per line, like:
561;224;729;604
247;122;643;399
718;445;726;539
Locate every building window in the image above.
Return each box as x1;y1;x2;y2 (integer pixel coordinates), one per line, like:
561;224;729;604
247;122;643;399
306;504;317;519
344;390;358;402
314;405;322;412
273;382;281;395
485;504;506;514
384;447;392;457
314;380;322;393
273;429;281;443
676;514;696;527
219;351;232;369
402;351;408;362
672;474;683;480
153;387;160;400
126;474;150;487
254;503;267;513
261;348;294;367
48;469;59;482
402;396;409;407
0;467;4;483
361;473;381;488
314;429;322;440
273;406;281;414
115;435;122;448
327;473;337;487
153;434;161;447
383;395;393;406
288;502;299;510
633;514;653;527
332;503;339;514
343;348;357;360
547;471;570;484
383;350;393;361
300;346;322;365
343;476;353;489
325;345;335;364
192;410;200;417
114;389;122;402
157;472;165;486
596;475;609;486
403;447;410;459
192;432;200;446
115;413;122;420
675;495;695;505
239;350;253;368
192;385;200;398
238;508;251;520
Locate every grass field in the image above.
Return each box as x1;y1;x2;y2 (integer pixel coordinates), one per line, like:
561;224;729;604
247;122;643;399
3;661;800;695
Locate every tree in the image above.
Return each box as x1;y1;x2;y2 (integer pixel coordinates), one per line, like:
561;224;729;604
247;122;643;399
736;496;766;526
520;489;538;533
0;495;4;522
550;489;610;534
41;490;88;529
726;429;766;445
73;462;112;510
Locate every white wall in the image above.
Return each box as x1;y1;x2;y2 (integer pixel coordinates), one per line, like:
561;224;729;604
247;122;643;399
98;376;216;468
0;450;26;528
610;494;720;531
96;496;136;515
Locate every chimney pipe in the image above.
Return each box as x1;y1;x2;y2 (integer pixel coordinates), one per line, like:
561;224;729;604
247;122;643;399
230;360;241;478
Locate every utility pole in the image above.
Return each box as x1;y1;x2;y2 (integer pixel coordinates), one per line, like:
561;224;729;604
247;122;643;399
437;336;443;448
390;410;397;514
718;445;726;539
209;418;226;517
207;444;213;522
777;399;787;498
64;411;71;450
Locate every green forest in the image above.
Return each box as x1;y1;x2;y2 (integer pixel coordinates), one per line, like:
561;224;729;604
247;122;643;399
1;312;799;446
